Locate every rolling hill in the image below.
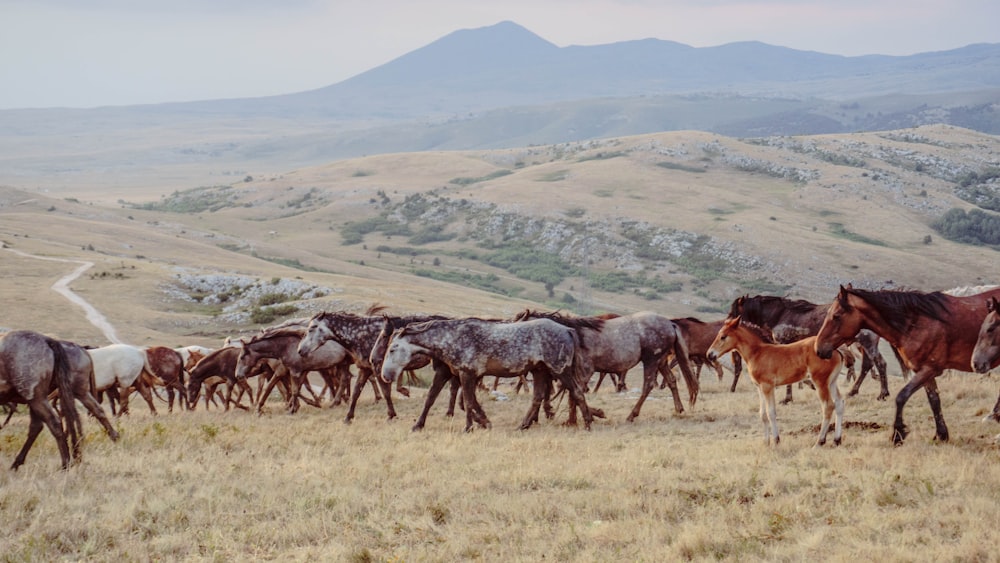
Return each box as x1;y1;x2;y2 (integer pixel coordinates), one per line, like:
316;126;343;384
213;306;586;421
3;125;999;348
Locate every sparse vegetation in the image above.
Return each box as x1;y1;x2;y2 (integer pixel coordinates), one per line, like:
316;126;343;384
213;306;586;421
656;161;706;173
448;169;512;186
932;207;1000;246
127;186;238;213
827;223;888;246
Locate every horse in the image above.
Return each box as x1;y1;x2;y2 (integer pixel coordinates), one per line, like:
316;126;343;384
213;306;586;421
380;317;598;431
366;313;475;431
88;343;164;416
669;317;744;392
297;310;406;424
50;339;120;443
139;346;187;412
234;325;353;414
708;316;845;447
0;330;82;470
728;294;898;401
815;284;1000;444
514;309;698;422
186;346;257;411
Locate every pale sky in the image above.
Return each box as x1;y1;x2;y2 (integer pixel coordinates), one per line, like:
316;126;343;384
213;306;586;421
1;0;997;109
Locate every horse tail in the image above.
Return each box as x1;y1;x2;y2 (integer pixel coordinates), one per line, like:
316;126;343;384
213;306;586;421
47;338;82;463
671;329;699;408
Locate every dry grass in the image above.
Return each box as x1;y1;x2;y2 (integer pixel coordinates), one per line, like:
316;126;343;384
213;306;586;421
1;370;998;561
2;125;1000;560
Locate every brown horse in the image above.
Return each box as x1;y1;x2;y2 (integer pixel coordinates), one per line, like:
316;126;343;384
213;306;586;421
0;330;83;470
728;294;899;401
969;295;1000;423
186;346;256;411
670;317;744;392
234;326;352;414
708;316;845;446
815;284;1000;444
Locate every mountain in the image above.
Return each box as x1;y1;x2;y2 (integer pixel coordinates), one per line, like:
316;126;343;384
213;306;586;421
248;21;1000;119
1;21;999;192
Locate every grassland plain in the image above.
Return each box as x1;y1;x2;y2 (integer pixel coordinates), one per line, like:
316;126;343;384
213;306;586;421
1;371;999;561
2;125;1000;561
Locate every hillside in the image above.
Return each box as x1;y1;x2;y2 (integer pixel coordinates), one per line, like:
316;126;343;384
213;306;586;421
2;125;1000;347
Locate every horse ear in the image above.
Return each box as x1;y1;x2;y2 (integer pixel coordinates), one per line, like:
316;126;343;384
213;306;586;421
724;315;741;328
988;296;999;313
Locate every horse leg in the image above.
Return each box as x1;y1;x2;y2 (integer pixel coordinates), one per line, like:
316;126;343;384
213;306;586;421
815;373;834;447
891;367;939;445
729;353;743;393
519;372;550;430
657;361;686;414
848;352;872;397
832;370;845;445
763;384;780;446
560;370;593;430
17;401;72;470
78;391;120;441
983;388;1000;423
755;385;771;445
134;377;158;416
781;384;793;405
593;372;607;393
344;369;371;424
873;351;890;401
377;374;397;420
11;409;46;470
626;361;661;422
411;365;451;431
460;372;490;431
923;377;948;442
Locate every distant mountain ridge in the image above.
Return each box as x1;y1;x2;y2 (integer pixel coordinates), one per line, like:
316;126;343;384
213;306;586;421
1;21;999;189
255;20;1000;119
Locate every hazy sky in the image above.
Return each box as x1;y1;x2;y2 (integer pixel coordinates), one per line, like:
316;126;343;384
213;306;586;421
2;0;997;109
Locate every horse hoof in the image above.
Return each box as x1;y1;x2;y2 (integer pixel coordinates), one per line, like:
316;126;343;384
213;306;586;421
109;430;121;442
591;408;606;419
834;437;842;446
982;412;1000;423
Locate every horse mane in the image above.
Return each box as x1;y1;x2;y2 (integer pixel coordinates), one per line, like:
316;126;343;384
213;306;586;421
513;309;605;331
844;287;950;333
735;318;776;343
365;303;389;316
251;325;305;342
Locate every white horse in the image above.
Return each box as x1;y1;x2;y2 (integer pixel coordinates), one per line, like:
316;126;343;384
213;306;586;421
87;343;164;415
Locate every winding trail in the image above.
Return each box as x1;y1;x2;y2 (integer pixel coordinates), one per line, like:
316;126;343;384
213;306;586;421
4;247;122;344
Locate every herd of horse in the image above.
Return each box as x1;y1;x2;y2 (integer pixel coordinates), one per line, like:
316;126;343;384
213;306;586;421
3;284;1000;470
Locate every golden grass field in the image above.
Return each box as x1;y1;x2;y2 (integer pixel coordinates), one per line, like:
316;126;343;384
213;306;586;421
1;368;999;561
2;125;1000;561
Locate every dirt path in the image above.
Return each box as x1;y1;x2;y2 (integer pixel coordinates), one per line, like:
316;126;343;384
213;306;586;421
4;247;122;344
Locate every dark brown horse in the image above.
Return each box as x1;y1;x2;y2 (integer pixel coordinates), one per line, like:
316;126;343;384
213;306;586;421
234;326;352;414
815;284;1000;444
669;317;744;392
186;346;256;411
0;330;82;470
728;294;898;401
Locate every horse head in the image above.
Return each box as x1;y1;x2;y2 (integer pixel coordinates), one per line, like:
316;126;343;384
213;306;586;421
972;295;1000;373
815;285;862;359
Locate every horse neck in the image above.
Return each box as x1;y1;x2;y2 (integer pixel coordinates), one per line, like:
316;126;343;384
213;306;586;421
248;335;291;359
725;326;771;363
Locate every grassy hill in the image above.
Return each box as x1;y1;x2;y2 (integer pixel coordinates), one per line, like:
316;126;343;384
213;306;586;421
2;124;1000;347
